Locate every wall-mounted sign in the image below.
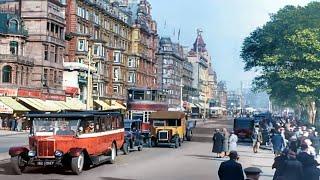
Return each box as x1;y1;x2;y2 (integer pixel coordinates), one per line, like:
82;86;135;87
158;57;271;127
0;101;13;114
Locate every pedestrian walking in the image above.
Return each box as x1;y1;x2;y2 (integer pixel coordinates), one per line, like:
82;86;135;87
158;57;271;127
212;129;224;158
297;144;320;180
272;131;285;156
218;151;244;180
229;131;238;151
279;150;303;180
222;128;230;156
244;167;262;180
309;131;320;156
272;149;288;180
252;126;262;153
16;117;22;132
0;117;2;129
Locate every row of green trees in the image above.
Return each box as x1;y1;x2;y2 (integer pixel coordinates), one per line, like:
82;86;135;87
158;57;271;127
241;2;320;124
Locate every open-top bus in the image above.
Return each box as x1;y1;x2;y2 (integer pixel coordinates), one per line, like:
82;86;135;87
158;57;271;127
9;111;125;175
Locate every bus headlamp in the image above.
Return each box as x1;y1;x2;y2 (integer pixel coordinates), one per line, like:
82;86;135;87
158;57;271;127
54;150;63;157
28;150;36;157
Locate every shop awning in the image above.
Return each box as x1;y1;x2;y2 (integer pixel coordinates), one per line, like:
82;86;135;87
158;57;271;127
18;97;57;111
94;100;113;110
197;103;204;109
46;100;74;111
0;97;29;112
66;98;86;110
190;103;197;108
110;100;126;110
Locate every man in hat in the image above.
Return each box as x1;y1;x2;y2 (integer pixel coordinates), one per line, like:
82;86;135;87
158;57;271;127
218;151;244;180
244;167;262;180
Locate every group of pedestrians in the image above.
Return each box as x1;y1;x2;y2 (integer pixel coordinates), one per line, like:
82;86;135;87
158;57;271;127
0;116;25;131
212;128;238;158
269;120;320;180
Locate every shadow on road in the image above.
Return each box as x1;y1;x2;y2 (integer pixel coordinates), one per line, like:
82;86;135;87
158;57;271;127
100;177;135;180
185;154;226;162
0;161;15;175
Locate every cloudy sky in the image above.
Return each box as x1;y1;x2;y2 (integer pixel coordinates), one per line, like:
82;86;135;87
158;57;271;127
148;0;313;90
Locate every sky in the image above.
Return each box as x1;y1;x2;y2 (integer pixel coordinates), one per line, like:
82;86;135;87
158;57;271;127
148;0;313;90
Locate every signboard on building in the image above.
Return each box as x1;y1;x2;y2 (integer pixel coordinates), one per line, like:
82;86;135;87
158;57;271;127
0;101;13;114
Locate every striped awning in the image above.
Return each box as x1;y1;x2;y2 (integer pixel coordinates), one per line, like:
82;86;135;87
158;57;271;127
18;97;58;111
94;100;113;110
0;97;29;112
65;98;86;110
110;100;126;110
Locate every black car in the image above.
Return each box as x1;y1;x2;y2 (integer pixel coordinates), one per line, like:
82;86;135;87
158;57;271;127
233;117;254;140
123;119;144;154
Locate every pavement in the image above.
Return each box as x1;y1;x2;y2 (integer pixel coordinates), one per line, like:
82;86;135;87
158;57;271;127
0;130;28;137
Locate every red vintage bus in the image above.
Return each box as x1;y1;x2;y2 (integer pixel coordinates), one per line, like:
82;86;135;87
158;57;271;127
9;111;126;175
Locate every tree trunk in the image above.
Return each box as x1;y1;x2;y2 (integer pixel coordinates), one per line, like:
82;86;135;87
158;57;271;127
307;101;317;125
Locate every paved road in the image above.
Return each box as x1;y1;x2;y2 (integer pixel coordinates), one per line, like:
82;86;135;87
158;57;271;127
0;141;274;180
0;134;28;153
0;116;275;180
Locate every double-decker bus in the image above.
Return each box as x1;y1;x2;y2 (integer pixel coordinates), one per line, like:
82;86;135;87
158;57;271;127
127;88;168;145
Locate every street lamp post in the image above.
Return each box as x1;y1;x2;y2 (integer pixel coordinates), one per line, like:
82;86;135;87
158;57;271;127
86;47;93;110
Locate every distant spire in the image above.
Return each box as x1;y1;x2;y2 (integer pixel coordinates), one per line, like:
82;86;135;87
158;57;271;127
193;28;207;52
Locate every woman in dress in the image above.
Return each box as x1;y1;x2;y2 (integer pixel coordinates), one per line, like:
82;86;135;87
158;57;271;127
212;129;224;158
222;128;230;157
229;131;238;151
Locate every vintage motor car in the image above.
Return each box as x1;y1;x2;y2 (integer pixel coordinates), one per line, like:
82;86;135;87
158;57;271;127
233;117;254;140
123;119;144;153
149;111;188;148
8;111;126;175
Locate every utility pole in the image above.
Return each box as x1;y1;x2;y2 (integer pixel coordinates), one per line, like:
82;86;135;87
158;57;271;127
86;47;93;110
180;78;183;111
240;81;243;115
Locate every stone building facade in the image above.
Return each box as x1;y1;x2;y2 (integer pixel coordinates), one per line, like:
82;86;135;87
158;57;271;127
127;0;158;90
64;0;132;106
157;37;185;110
0;0;66;101
0;12;35;97
187;30;218;116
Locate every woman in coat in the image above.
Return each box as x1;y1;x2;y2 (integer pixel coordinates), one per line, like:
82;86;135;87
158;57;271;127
229;131;238;151
212;129;224;158
222;128;230;156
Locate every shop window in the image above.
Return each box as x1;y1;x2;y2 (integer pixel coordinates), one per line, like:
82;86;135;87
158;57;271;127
2;65;12;83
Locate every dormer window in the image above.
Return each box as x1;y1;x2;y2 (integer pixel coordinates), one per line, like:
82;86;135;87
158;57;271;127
9;19;19;31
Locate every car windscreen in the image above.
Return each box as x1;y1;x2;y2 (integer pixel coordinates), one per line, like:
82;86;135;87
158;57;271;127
32;118;80;136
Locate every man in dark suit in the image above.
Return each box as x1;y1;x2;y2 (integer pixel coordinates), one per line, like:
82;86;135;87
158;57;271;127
218;151;244;180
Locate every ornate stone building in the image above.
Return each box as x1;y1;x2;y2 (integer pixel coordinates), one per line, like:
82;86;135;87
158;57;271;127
0;0;66;101
64;0;132;108
157;37;185;110
0;12;34;97
127;0;158;90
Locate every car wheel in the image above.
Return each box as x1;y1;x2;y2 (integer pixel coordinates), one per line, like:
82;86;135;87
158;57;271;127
11;156;26;175
122;142;129;155
151;139;157;147
174;138;179;148
138;143;143;151
71;152;84;175
109;143;116;164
